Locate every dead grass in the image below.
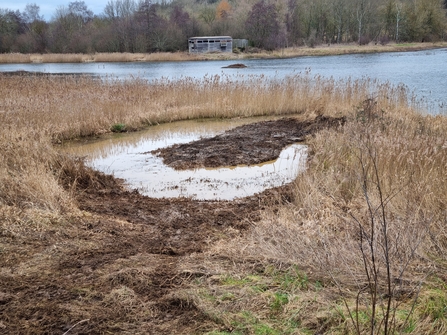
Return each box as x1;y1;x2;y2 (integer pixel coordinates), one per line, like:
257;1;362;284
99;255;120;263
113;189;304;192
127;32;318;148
266;41;447;59
0;52;203;64
1;71;447;333
203;97;447;333
0;128;72;212
1;42;446;64
0;71;391;143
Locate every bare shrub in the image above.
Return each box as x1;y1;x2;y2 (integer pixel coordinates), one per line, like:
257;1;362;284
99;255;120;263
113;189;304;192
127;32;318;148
359;35;371;45
322;124;431;334
214;97;447;332
379;35;390;46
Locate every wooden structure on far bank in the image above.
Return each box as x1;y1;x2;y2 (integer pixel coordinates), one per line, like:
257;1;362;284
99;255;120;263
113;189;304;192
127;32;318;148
188;36;233;53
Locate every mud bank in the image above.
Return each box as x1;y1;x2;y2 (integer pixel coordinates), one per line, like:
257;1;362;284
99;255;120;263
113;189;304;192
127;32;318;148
153;115;345;170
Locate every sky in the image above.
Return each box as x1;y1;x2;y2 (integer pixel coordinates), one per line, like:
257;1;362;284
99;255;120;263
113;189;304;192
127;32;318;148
1;1;110;21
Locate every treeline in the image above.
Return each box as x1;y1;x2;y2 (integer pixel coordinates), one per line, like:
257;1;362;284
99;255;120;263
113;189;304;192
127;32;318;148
1;0;446;53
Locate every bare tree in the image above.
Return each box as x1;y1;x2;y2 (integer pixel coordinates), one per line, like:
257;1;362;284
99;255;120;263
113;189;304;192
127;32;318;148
245;0;282;50
22;3;43;23
332;0;347;43
395;2;402;41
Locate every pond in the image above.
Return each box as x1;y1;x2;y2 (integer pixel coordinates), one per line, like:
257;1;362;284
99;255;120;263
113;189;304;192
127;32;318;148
62;117;307;200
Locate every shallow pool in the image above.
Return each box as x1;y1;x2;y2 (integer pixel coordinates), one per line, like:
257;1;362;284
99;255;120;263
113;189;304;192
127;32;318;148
62;117;307;200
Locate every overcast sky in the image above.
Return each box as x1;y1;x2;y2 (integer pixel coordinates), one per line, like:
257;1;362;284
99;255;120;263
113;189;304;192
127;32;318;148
2;1;109;21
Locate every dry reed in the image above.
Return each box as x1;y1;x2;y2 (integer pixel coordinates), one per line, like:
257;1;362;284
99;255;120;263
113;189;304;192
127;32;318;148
209;94;447;332
1;42;446;64
0;128;71;212
0;52;201;64
2;70;447;333
0;71;391;142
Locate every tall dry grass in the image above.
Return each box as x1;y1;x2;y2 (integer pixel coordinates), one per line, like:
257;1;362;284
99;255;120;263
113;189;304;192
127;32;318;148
0;52;202;64
0;129;71;212
1;42;446;64
209;94;447;332
0;71;411;142
0;52;207;64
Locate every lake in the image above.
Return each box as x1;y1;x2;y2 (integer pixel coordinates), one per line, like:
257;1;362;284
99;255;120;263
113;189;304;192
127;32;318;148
1;48;446;114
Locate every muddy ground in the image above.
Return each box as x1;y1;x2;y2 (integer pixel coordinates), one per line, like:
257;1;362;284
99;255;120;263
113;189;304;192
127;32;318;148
153;115;344;170
0;116;343;334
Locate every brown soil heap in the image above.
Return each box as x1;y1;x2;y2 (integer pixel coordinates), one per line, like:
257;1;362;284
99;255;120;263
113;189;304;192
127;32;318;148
153;115;345;169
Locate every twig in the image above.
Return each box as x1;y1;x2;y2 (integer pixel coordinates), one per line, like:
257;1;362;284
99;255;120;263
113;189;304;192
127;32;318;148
62;319;90;335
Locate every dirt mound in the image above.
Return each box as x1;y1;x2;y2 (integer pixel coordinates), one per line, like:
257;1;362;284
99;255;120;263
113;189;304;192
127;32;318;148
152;115;345;170
222;63;247;68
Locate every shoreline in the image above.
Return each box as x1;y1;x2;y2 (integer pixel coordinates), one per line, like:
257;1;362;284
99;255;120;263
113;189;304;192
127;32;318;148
0;42;446;64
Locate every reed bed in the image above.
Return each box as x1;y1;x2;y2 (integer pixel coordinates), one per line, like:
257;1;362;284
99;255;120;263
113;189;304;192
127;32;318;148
0;71;412;142
0;53;32;63
1;42;446;64
269;41;447;58
0;52;202;64
93;52;201;62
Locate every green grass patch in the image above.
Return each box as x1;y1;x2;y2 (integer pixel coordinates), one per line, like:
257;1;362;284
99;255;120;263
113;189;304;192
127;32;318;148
229;311;281;335
265;265;311;291
419;288;447;321
111;123;126;132
270;292;289;313
397;310;416;333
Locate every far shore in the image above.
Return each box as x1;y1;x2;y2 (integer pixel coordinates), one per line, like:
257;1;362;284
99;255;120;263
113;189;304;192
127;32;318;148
0;42;446;64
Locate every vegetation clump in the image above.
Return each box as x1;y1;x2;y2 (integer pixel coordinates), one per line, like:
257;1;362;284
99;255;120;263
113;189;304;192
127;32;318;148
111;123;127;133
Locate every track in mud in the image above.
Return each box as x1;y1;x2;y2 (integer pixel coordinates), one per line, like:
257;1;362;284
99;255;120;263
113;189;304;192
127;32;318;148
0;116;344;334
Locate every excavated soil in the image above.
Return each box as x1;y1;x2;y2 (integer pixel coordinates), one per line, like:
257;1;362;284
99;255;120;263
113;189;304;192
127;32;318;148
0;116;344;334
153;115;344;170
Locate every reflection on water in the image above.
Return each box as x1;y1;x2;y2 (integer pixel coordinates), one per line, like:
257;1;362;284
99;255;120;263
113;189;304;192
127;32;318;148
107;143;306;200
62;117;307;200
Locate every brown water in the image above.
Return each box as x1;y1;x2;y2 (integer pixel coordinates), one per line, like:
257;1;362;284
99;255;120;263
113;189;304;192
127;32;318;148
62;117;307;200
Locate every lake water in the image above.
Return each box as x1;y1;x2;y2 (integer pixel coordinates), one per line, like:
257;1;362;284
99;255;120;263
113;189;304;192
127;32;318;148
1;48;446;114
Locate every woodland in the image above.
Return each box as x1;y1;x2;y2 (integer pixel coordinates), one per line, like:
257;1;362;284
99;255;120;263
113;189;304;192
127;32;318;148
0;0;446;54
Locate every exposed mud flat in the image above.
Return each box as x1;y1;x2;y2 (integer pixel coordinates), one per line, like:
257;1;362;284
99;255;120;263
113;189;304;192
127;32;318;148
222;63;247;68
0;116;344;334
153;115;345;170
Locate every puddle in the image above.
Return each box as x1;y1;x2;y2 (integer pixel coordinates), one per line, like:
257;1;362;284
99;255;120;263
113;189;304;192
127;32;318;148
62;118;307;200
